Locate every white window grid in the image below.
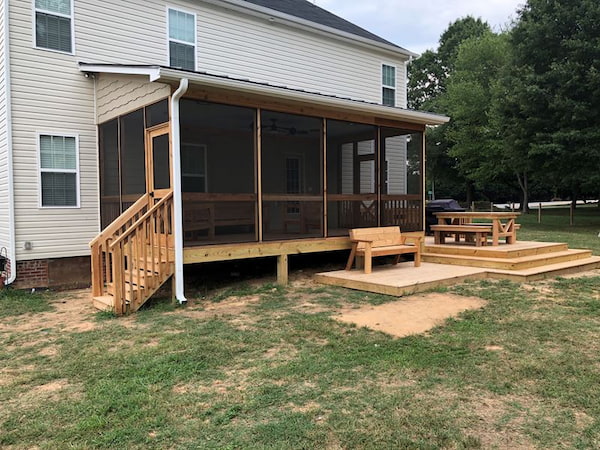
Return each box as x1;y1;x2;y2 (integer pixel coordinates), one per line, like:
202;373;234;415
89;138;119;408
37;132;81;209
382;63;397;106
166;6;197;70
32;0;75;55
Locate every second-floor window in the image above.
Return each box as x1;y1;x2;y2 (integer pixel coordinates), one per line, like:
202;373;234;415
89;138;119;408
382;64;396;107
168;8;196;70
35;0;73;53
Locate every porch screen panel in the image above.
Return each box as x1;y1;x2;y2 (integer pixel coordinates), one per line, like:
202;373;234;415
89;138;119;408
261;111;323;241
99;119;120;228
120;110;146;210
380;128;423;231
326;120;378;236
180;99;256;245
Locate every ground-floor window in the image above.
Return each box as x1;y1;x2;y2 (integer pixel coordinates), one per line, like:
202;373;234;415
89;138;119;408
39;133;79;208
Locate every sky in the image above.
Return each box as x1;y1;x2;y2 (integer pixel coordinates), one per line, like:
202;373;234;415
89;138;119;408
316;0;525;54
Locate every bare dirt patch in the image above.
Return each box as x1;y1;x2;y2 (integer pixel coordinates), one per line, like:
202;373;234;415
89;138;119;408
335;293;487;338
0;289;97;334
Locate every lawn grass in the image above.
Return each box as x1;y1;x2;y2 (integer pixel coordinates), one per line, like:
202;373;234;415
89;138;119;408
0;287;54;318
1;207;599;448
1;273;600;449
518;206;600;254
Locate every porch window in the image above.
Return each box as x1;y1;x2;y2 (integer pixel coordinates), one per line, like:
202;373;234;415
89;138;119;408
168;8;196;70
380;127;423;231
382;64;396;107
35;0;73;53
39;134;79;207
261;110;323;240
182;144;207;192
326;120;378;235
180;99;256;245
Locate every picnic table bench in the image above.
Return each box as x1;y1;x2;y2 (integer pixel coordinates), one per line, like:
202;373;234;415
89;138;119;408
432;212;520;246
430;224;491;246
345;226;422;274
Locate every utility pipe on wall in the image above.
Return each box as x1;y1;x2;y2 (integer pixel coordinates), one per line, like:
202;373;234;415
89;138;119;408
170;78;189;303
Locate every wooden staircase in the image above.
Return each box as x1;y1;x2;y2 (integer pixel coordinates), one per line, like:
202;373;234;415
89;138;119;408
90;192;175;314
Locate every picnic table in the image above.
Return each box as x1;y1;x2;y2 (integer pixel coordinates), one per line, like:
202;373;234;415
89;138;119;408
432;212;520;246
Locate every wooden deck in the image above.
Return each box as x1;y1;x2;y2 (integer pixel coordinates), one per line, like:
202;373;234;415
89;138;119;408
316;238;600;296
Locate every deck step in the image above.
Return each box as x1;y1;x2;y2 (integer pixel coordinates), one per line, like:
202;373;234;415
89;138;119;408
487;255;600;281
423;241;569;259
92;295;114;312
422;249;593;270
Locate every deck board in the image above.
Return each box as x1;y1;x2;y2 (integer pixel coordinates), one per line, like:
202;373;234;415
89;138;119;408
315;263;488;297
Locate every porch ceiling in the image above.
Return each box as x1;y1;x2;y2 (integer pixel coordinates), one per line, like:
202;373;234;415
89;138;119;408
79;63;449;126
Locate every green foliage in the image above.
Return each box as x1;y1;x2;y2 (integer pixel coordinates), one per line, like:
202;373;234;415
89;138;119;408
412;1;600;203
445;32;511;188
508;0;600;199
408;17;491;201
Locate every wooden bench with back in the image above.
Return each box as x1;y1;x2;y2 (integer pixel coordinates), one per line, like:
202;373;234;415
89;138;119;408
345;226;422;274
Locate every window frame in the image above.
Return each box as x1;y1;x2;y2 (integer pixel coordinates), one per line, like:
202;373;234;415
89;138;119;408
166;5;197;71
381;63;397;107
32;0;75;55
37;132;81;209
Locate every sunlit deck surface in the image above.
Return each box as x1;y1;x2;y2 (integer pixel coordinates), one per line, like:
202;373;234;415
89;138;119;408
316;239;600;296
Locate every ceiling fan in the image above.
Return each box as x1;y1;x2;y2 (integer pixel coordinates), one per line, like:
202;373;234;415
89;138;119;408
261;118;320;136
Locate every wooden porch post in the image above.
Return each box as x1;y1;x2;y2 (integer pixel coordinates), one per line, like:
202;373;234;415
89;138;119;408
277;254;288;285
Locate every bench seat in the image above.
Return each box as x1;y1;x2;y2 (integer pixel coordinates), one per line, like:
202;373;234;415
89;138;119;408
345;226;422;274
431;224;492;246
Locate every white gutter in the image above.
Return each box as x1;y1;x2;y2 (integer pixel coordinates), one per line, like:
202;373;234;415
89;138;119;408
170;78;189;304
157;68;449;126
4;0;16;285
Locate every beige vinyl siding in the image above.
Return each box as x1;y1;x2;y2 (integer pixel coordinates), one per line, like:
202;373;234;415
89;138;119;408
10;0;98;260
0;0;11;262
385;136;407;194
72;0;407;106
8;0;409;261
96;74;170;124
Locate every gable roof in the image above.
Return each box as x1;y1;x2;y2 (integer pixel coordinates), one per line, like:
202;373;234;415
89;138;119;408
242;0;401;48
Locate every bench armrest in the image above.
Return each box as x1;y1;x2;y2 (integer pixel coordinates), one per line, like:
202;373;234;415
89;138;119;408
401;235;424;246
350;238;375;243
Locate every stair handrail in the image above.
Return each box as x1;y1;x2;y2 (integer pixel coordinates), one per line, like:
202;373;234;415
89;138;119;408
89;193;151;247
109;191;174;250
109;191;174;314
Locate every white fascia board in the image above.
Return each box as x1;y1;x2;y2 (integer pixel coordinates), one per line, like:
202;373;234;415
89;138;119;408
201;0;418;59
157;68;449;126
78;64;162;82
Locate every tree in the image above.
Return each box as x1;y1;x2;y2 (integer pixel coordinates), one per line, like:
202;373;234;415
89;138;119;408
408;17;491;202
508;0;600;208
445;32;512;197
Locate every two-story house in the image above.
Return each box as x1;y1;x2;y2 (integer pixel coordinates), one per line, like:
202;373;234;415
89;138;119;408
0;0;447;312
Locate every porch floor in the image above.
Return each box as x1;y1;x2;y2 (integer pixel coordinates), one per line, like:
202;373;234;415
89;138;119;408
315;239;600;296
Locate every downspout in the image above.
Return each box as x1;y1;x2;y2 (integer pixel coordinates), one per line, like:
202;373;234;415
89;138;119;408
170;78;189;303
4;0;16;285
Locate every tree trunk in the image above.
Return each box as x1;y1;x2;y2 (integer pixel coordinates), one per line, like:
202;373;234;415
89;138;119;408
465;181;475;206
516;171;530;213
